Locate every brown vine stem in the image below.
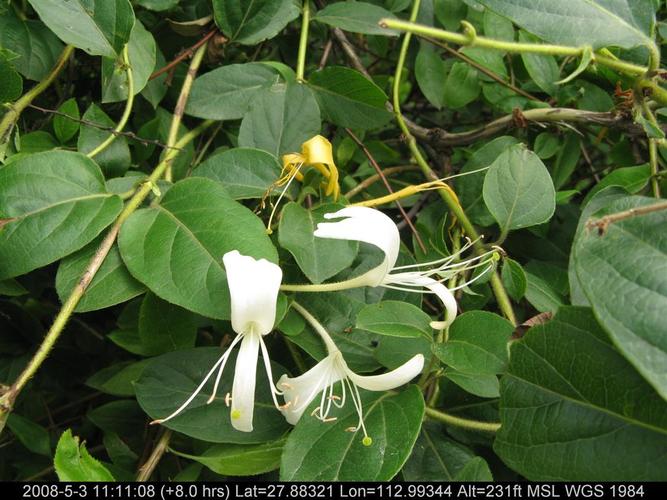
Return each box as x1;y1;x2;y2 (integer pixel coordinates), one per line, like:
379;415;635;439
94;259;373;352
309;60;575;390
149;28;218;81
345;129;426;253
137;429;173;481
165;43;208;181
0;110;214;438
0;45;74;146
585;199;667;234
392;0;517;326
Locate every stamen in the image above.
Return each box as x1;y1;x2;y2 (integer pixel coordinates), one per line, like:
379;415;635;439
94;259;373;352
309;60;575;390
322;417;337;423
225;393;232;407
206;334;243;404
258;335;284;411
151;347;231;425
266;161;303;234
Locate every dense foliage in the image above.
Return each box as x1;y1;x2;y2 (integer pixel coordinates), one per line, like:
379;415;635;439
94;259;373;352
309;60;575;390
1;0;666;482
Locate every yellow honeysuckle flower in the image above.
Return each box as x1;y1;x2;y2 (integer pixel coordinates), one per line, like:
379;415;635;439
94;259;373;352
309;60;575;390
280;135;340;200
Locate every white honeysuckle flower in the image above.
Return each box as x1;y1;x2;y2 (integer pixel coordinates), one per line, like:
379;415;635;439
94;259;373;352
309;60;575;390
278;302;424;445
151;250;283;432
312;206;497;329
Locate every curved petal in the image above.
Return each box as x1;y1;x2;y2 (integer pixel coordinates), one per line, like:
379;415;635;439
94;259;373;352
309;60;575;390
347;354;424;391
314;207;400;286
386;273;458;329
277;356;342;425
222;250;283;336
230;332;261;432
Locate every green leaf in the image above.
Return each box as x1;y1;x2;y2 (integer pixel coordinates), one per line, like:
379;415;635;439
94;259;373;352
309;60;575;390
494;307;667;480
28;0;135;58
56;238;145;312
483;8;514;41
457;136;520;227
278;203;358;284
138;292;198;355
54;429;115;481
557;46;594;84
212;0;300;45
582;164;652;206
86;360;149;397
77;104;132;177
172;439;285;476
239;83;321;157
280;386;424;480
533;132;560;160
135;347;290;443
403;422;484;480
135;0;179;12
0;60;22;102
478;0;655;50
434;311;512;375
194;148;282;200
0;8;63;81
308;67;392;130
574;195;667;399
415;45;449;109
482;144;556;232
518;31;559;96
357;301;432;338
443;62;480;109
312;1;399;36
501;258;526;301
186;63;280;120
7;414;51;456
101;19;156;102
0;151;122;280
53;98;80;143
552;132;581;189
454;456;493;481
0;278;28;296
118;177;277;320
524;270;564;313
87;400;145;435
444;371;500;398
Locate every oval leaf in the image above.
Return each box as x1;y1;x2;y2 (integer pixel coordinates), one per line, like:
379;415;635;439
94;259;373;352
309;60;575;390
482;144;556;232
0;151;122;280
280;385;424;480
118;177;277;319
357;300;432;338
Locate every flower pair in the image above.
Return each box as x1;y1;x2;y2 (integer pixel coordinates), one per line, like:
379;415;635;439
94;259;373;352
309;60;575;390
153;243;424;436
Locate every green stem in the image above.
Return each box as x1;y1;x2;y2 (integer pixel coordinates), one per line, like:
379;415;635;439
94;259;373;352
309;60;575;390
381;18;648;76
425;407;501;433
87;45;134;159
638;79;667;106
165;43;208;182
296;0;311;82
0;45;74;145
137;429;172;481
0;120;213;436
391;0;517;326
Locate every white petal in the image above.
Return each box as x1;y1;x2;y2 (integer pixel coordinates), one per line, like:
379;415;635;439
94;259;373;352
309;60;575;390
222;250;283;336
313;207;400;286
347;354;424;391
386;273;458;329
277;356;342;425
230;332;261;432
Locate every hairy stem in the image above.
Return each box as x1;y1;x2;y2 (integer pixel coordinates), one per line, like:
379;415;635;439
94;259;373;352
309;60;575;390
0;120;213;436
425;407;501;433
381;18;647;76
165;43;208;182
392;0;517;325
0;45;74;145
296;0;311;82
87;45;134;159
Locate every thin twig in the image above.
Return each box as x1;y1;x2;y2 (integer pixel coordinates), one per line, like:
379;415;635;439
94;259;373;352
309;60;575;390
137;429;173;481
149;29;219;81
344;165;418;198
585;200;667;234
345;129;427;253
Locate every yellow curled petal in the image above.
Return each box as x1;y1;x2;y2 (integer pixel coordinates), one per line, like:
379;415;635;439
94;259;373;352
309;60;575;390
301;135;334;166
